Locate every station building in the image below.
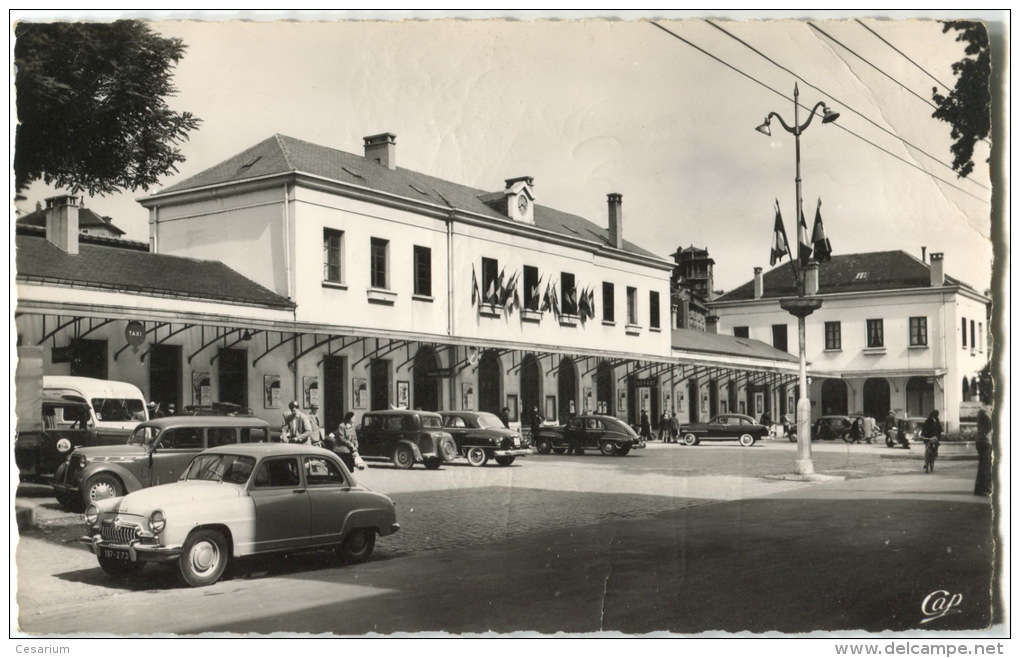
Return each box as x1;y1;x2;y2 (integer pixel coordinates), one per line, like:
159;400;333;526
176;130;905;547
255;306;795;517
16;133;799;434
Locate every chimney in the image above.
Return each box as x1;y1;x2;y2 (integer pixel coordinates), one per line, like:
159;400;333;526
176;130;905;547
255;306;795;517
45;194;80;255
805;261;820;295
929;252;945;286
607;193;624;249
363;132;397;170
921;246;927;263
753;267;764;299
706;314;720;334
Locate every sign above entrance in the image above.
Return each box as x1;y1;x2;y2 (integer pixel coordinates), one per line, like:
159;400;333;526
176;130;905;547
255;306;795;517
52;345;73;364
633;377;657;387
427;367;455;378
125;321;145;347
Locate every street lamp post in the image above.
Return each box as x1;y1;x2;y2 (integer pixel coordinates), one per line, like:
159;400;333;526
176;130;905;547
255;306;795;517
756;83;839;476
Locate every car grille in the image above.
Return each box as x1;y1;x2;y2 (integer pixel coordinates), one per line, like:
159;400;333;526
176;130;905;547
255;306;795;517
100;522;139;544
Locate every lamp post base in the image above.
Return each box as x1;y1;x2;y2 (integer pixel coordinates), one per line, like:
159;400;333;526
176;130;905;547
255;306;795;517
794;459;815;475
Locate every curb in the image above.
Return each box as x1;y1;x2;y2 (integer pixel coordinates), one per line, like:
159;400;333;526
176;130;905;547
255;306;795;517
16;505;35;531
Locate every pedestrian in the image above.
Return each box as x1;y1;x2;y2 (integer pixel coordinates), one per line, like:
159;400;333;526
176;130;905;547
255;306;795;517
499;406;511;429
781;413;794;439
759;410;772;428
529;406;544;444
640;409;651;443
307;404;324;447
921;409;942;473
281;400;314;444
974;406;993;496
166;403;176;416
332;411;365;472
659;411;670;442
849;417;863;444
670;412;681;444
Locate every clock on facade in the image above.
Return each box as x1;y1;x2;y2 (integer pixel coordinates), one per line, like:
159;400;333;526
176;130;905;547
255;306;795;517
517;194;529;215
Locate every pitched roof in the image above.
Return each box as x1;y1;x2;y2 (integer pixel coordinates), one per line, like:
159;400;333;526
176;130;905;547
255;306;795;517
714;250;976;302
17;206;126;236
156;134;661;260
671;328;798;363
15;232;295;310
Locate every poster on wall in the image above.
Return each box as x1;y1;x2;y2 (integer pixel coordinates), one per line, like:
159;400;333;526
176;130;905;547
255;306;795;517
545;395;556;422
754;392;764;417
264;375;281;409
677;391;685;414
193;372;211;406
303;376;319;408
353;378;368;409
637;387;651;415
583;387;593;412
701;391;708;414
462;383;475;410
397;381;409;409
662;389;671;412
618;391;627;414
506;394;518;422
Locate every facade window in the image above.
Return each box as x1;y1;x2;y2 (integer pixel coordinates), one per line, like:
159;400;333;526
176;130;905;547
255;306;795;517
602;282;615;322
825;321;841;350
481;257;499;304
909;317;928;347
626;287;637;324
370;238;389;289
733;326;749;338
561;272;577;316
970;319;976;349
523;265;540;311
649;291;660;329
867;319;884;348
413;245;432;296
323;229;343;282
962;318;967;348
772;324;788;352
979;322;984;352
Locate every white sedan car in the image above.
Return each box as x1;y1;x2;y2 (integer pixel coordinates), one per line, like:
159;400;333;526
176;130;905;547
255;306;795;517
80;443;400;587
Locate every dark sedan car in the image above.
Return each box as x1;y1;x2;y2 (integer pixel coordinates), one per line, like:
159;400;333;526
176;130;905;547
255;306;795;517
439;411;530;467
812;415;853;441
680;413;767;447
533;415;640;456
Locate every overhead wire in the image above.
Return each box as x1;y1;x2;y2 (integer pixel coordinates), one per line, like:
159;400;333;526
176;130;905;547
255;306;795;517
648;22;989;204
704;19;988;191
854;18;952;93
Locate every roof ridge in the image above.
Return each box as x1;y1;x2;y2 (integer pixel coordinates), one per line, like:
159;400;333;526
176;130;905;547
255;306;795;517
273;133;297;171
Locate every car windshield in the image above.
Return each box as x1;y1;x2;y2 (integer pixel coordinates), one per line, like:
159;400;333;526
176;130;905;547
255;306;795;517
474;413;504;429
602;418;639;437
183;454;256;485
92;397;146;422
127;426;161;446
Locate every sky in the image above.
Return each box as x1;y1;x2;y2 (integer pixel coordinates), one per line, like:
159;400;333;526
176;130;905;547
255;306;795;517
12;10;1001;294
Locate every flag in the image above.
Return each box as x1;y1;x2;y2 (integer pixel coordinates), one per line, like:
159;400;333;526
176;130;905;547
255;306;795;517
530;274;542;309
540;281;551;312
587;288;595;317
798;207;812;267
565;286;576;314
811;199;832;262
471;266;479;306
495;268;506;305
770;201;792;266
578;286;591;319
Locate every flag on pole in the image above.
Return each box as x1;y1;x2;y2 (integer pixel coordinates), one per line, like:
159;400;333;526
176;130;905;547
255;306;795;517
798;207;812;267
471;266;479;306
811;199;832;262
770;200;792;266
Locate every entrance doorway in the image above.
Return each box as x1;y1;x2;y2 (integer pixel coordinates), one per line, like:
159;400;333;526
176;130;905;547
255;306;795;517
217;348;248;407
520;354;542;427
862;378;890;419
370;360;390;410
557;356;577;421
323;355;346;433
905;377;935;418
149;344;182;411
413;347;441;411
596;361;614;416
821;379;848;415
71;339;108;379
478;350;502;414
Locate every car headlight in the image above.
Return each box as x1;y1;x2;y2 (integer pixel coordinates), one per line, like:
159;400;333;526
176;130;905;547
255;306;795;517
84;504;99;525
148;510;166;534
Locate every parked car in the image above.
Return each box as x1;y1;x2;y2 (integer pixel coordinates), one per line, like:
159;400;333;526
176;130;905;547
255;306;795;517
812;415;853;441
43;376;149;442
892;417;929;446
680;413;767;447
356;409;458;470
15;397;112;482
51;416;272;511
79;443;399;587
439;411;530;466
533;415;640;456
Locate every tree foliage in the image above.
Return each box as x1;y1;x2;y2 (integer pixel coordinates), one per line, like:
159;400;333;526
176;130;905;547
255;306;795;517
931;21;991;179
14;20;201;195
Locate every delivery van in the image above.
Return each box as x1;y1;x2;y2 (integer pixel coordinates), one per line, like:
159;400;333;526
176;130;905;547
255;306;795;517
42;376;149;441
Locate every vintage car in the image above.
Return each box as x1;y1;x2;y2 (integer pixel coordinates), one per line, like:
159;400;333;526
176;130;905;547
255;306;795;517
79;443;399;587
16;397;107;483
680;413;767;446
889;417;929;447
357;409;458;470
439;411;530;466
52;416;272;511
533;415;640;456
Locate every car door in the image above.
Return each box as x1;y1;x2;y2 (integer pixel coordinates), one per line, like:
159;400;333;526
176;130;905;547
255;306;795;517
303;455;353;546
565;417;584;446
358;415;383;458
706;416;726;438
583;418;605;448
249;456;311;552
149;427;205;486
443;415;468;450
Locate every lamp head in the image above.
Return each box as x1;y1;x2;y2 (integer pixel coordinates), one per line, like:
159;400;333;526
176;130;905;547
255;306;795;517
821;107;840;124
755;117;772;136
241;329;252;341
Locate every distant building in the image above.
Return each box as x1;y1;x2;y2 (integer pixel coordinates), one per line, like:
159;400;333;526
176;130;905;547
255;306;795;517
670;245;715;332
17;200;127;239
709;250;991;431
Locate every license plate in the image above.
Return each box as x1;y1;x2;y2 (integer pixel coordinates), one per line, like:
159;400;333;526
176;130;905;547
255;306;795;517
102;548;130;561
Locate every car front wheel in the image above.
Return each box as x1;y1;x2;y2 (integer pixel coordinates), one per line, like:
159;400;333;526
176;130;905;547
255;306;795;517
738;433;756;447
84;473;124;505
600;442;616;456
392;444;415;469
788;433;798;443
339;528;376;564
466;447;488;467
683;433;699;446
178;529;228;587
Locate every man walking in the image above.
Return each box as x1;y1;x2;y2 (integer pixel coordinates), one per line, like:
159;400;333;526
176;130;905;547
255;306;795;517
282;401;314;444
